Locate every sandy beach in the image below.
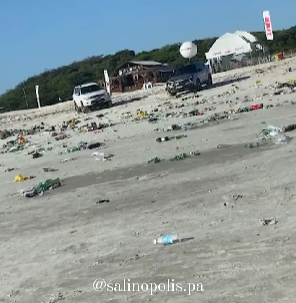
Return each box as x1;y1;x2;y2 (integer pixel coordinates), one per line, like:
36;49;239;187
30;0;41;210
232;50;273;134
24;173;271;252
2;58;296;302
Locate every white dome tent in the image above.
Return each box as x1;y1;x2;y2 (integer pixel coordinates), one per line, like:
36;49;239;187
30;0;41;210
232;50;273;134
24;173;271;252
205;31;268;73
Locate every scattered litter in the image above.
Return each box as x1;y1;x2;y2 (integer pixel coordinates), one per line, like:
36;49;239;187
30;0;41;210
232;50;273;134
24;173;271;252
267;124;285;133
170;151;200;161
242;103;263;112
217;144;233;149
62;157;78;163
170;153;189;161
259;124;296;141
272;134;291;144
14;174;35;182
93;152;114;161
20;178;61;197
5;168;15;172
43;167;58;172
284;124;296;132
66;141;102;152
245;140;266;149
46;292;65;303
260;217;278;226
87;142;101;149
54;133;69;141
156;135;187;143
189;151;200;156
232;194;243;201
148;157;161;164
66;141;87;152
96;199;110;204
32;151;43;159
154;234;180;245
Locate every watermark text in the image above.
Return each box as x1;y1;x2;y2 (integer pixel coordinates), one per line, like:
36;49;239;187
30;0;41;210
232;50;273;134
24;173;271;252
93;278;204;296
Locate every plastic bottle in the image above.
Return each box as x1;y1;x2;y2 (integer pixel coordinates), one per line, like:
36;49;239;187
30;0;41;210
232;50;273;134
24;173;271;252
267;125;284;133
154;234;180;245
245;141;266;148
250;103;263;110
272;134;291;144
269;130;279;137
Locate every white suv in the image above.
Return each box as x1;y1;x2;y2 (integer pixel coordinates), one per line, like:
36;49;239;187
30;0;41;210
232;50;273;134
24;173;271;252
73;82;112;113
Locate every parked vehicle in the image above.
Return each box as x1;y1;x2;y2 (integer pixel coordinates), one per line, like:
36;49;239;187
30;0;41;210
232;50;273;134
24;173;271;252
73;82;112;113
166;62;212;96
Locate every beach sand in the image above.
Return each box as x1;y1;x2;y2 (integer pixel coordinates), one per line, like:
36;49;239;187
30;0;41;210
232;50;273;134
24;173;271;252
2;58;296;302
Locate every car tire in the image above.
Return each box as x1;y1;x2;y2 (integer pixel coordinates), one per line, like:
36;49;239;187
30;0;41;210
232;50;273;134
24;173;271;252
74;101;79;112
207;74;213;87
168;91;176;96
81;102;90;114
195;78;202;91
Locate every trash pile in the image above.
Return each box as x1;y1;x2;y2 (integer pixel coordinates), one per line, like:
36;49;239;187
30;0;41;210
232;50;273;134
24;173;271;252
122;83;296;131
2;134;28;153
258;124;293;144
6;79;296;201
157;111;237;133
0;122;54;140
244;123;294;149
20;178;61;198
0;117;96;143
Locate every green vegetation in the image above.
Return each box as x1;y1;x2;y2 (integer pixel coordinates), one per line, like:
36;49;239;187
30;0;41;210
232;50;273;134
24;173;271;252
1;26;296;111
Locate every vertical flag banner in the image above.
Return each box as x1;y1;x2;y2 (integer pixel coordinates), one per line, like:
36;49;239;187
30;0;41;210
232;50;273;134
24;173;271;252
263;11;273;40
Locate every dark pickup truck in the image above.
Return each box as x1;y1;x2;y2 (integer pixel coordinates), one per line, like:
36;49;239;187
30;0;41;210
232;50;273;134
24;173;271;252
166;62;212;96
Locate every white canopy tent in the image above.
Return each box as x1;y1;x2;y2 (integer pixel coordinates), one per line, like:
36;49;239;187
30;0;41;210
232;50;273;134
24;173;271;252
205;31;266;73
205;33;252;60
234;31;263;51
233;31;258;43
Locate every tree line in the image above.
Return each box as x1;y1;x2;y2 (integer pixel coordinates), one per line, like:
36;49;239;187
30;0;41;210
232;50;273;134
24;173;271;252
1;26;296;111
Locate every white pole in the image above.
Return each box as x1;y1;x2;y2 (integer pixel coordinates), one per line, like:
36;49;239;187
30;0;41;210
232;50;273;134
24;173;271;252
35;85;41;109
104;70;111;94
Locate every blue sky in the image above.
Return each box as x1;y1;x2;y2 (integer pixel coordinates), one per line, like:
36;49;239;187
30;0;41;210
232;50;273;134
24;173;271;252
0;0;294;93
